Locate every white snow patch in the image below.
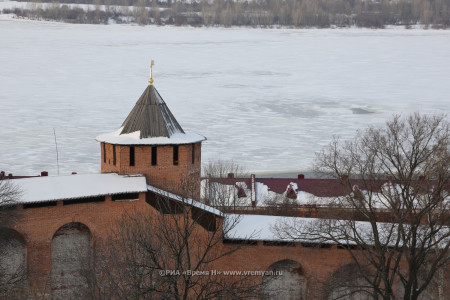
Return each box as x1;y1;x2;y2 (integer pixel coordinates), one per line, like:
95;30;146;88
10;173;147;204
226;214;300;241
96;127;206;145
226;214;450;248
147;184;223;216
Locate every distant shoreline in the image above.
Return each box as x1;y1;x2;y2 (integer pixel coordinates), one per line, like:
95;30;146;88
1;0;448;30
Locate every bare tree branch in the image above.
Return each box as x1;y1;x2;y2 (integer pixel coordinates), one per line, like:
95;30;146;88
84;174;262;299
276;114;450;300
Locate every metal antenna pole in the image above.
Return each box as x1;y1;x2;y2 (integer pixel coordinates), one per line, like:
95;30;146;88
53;128;60;176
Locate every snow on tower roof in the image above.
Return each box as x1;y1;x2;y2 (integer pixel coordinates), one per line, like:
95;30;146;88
9;173;147;204
96;128;206;146
96;84;206;145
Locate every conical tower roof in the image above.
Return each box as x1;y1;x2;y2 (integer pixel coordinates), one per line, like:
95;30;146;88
96;82;206;146
120;85;185;139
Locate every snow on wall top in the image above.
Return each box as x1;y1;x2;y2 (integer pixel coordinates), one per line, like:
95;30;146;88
225;214;307;241
147;184;223;217
225;214;450;248
226;214;373;243
9;173;147;204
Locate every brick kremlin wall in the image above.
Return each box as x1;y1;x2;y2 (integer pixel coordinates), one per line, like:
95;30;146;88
6;192;359;299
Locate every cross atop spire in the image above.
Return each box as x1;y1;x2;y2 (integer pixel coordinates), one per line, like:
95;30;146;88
149;60;155;86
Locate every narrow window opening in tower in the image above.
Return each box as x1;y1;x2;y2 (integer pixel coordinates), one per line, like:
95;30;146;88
151;146;157;166
103;143;106;163
173;145;179;165
192;144;195;164
113;145;116;166
130;146;135;166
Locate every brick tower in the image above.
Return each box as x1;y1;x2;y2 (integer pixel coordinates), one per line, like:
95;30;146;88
96;63;206;199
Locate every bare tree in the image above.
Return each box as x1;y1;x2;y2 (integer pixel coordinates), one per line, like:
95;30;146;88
276;114;450;300
87;175;261;299
202;160;249;210
263;193;300;217
0;178;21;209
0;177;25;299
324;263;375;300
203;160;247;180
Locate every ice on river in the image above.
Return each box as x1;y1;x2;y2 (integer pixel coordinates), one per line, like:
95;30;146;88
1;16;449;175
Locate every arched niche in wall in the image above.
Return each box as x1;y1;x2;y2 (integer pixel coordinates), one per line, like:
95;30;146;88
51;222;93;299
262;259;307;300
326;263;373;300
0;227;27;299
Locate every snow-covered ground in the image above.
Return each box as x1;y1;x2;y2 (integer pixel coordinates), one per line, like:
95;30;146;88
1;16;449;176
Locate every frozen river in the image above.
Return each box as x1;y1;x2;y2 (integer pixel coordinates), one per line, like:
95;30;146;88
1;16;449;175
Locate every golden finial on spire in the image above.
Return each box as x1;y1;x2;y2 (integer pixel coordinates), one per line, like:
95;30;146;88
149;60;155;86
